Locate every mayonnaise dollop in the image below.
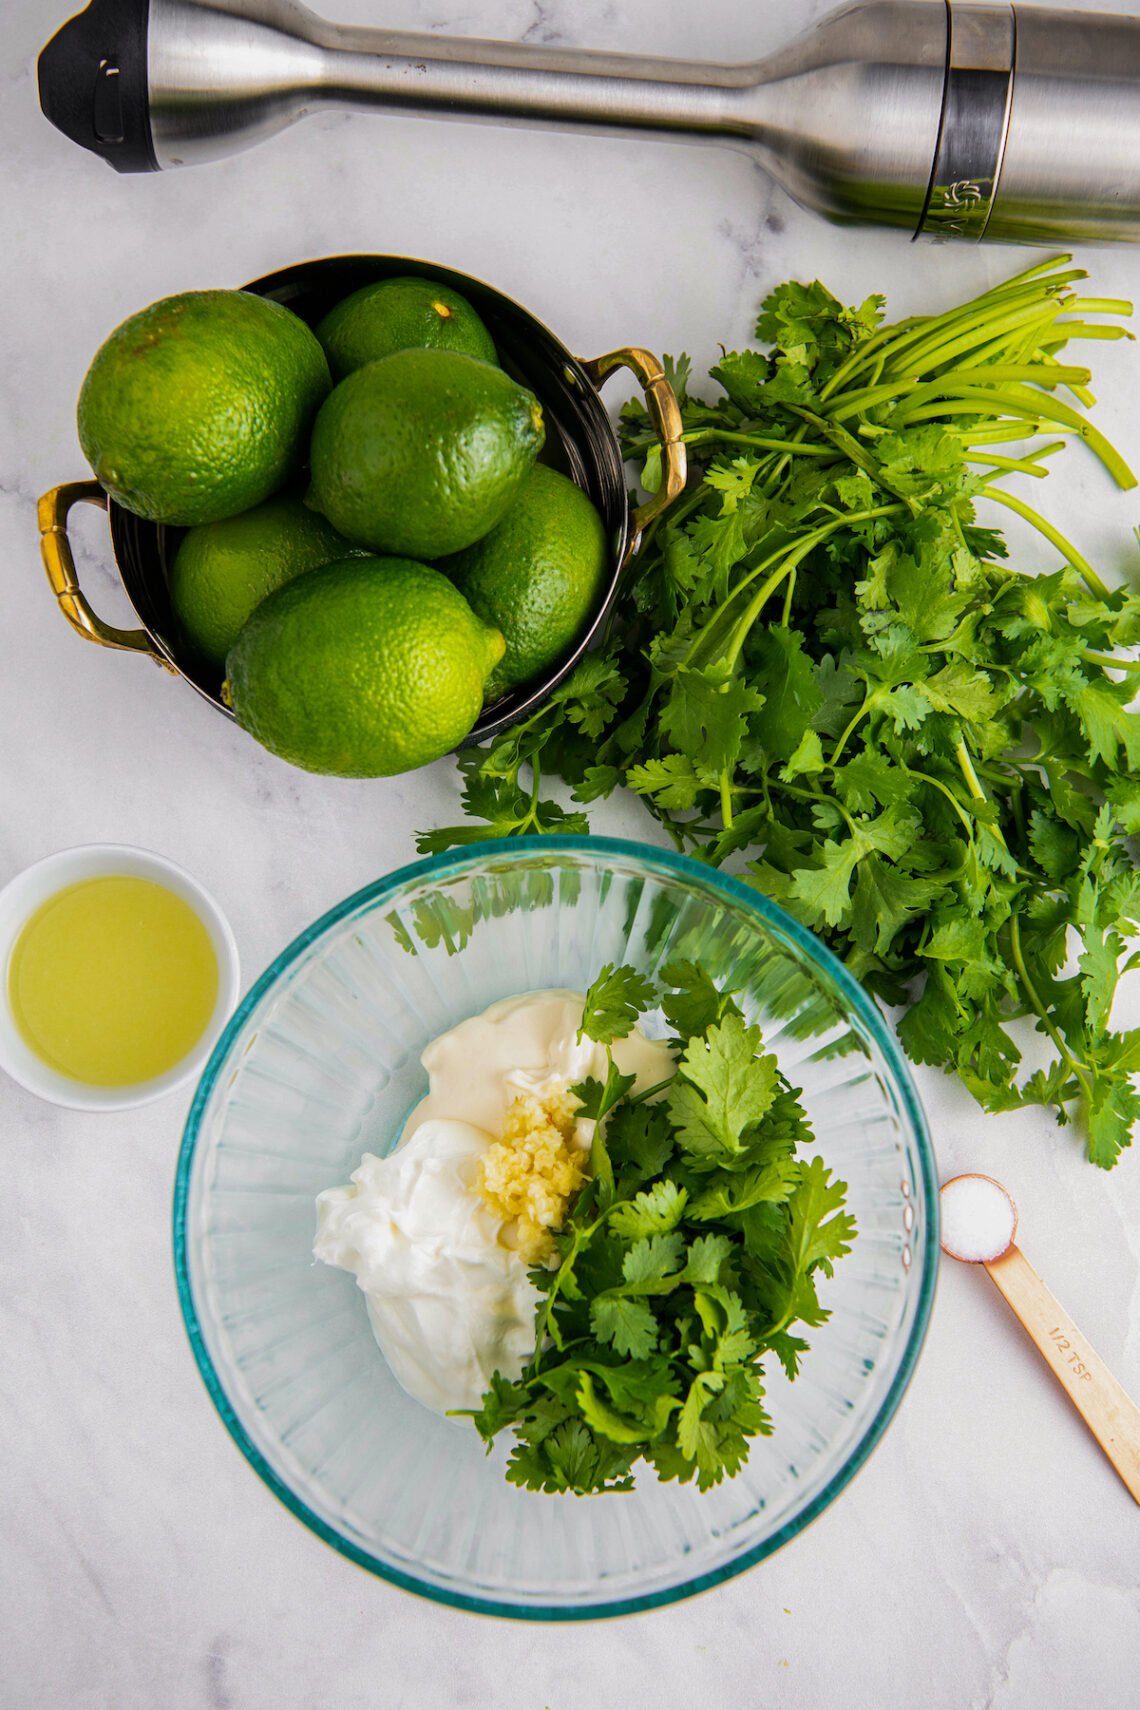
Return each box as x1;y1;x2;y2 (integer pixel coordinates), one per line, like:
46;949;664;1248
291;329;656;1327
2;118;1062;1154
314;989;675;1417
403;989;675;1150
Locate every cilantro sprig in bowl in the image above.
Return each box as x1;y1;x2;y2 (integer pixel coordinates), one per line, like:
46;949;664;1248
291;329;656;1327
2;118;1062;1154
176;837;936;1618
467;961;861;1496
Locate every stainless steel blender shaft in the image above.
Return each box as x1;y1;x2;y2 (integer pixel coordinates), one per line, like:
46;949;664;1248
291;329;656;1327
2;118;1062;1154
145;0;949;233
37;0;1140;243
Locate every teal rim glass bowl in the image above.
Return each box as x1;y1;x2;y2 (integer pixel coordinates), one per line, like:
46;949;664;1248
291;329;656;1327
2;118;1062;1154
174;836;937;1620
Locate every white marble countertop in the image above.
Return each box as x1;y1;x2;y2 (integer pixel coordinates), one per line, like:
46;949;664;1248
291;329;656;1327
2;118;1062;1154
4;0;1140;1704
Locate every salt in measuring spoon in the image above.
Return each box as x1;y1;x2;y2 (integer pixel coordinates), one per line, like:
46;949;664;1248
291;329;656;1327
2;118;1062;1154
939;1173;1140;1503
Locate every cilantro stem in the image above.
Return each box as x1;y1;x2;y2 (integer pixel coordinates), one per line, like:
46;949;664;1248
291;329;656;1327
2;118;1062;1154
683;548;795;671
1008;910;1095;1104
827;364;1093;427
947;502;974;563
788;405;919;507
762;418;817;494
532;1212;611;1370
682;428;833;458
1039;327;1131;357
718;505;903;673
829;695;879;767
1083;651;1140;673
911;402;1134;494
1069;297;1134;317
503;755;550;840
993;252;1078;282
654;487;707;532
715;564;798;672
965;450;1056;478
976;319;1079;373
626;1076;675;1107
955;422;1076;445
897;387;1136;488
1040;352;1094;408
720;770;735;830
904;767;977;838
998;442;1065;465
780;568;796;627
954;739;988;803
953;740;1021;868
890;304;1068;380
981;485;1112;601
532;1241;578;1365
817;258;1084;400
659;814;690;853
1008;773;1028;857
767;778;856;835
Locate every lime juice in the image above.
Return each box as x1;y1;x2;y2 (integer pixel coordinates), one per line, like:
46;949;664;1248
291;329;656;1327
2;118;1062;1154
7;875;219;1086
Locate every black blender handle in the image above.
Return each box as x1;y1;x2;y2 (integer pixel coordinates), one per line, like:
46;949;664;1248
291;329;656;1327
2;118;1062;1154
38;0;157;172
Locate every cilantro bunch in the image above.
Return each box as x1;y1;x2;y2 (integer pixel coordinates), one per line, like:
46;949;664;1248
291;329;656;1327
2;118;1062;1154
422;258;1140;1166
468;963;854;1496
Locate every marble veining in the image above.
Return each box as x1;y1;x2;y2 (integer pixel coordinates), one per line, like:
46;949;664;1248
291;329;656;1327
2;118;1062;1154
3;0;1140;1705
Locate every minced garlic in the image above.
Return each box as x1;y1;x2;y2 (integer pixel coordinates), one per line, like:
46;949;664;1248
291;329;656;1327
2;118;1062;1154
478;1084;588;1263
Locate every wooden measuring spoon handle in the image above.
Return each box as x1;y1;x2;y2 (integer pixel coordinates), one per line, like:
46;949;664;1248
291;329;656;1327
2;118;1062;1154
984;1243;1140;1504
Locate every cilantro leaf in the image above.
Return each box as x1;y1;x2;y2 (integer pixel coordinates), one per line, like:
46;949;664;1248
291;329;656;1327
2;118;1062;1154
683;1232;734;1285
668;1016;780;1163
788;840;860;928
660;960;743;1039
627;754;706;810
608;1181;688;1239
786;1157;858;1278
687;1156;800;1220
659;664;766;781
579;963;657;1044
607;1101;675;1184
590;1295;659;1359
505;1418;636;1495
576;1372;668;1445
569;1063;637;1124
570;1059;636;1205
748;627;824;761
621;1232;687;1288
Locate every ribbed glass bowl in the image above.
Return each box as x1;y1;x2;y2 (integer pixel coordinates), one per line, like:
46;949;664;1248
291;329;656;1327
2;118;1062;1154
175;837;936;1618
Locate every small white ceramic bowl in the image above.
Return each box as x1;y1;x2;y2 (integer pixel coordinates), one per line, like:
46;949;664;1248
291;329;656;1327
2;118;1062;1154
0;844;240;1111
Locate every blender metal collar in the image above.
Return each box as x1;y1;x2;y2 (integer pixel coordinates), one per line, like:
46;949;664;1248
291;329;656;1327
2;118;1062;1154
919;2;1015;242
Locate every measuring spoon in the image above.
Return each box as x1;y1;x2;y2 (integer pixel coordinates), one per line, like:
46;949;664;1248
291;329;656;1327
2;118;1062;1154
939;1172;1140;1504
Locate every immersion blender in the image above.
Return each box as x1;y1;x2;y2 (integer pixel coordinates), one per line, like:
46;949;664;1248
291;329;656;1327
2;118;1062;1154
37;0;1140;243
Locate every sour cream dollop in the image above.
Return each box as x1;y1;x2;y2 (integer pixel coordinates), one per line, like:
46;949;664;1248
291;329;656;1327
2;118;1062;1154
314;989;675;1416
314;1118;538;1414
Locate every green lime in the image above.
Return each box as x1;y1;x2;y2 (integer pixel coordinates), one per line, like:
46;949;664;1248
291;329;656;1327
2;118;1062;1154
442;463;609;699
223;557;504;777
77;290;331;527
315;277;497;380
306;349;544;559
168;494;365;666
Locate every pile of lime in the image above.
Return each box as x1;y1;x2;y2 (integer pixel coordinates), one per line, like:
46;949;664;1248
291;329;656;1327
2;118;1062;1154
76;275;610;777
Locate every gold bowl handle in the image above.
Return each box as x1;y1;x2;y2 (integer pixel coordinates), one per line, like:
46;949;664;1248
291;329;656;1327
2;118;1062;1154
578;347;687;552
37;481;167;662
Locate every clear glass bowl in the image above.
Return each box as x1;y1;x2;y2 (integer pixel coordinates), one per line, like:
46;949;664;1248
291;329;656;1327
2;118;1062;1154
175;837;937;1618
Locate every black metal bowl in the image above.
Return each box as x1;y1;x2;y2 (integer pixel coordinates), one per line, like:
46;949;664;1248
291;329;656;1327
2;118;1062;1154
39;254;685;751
